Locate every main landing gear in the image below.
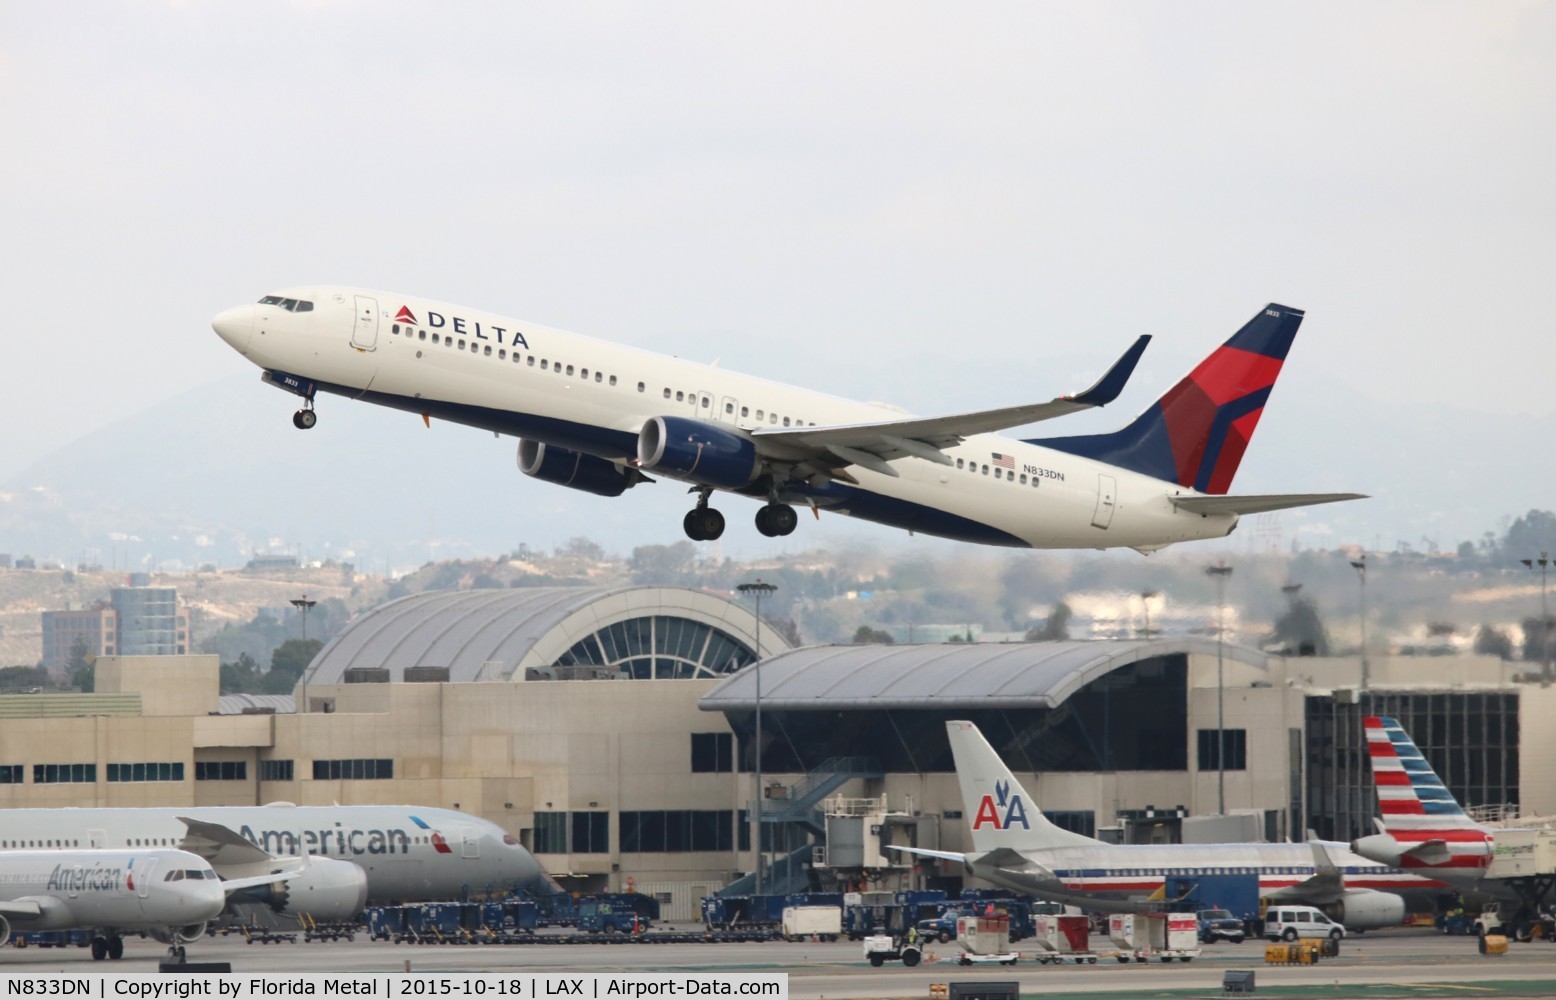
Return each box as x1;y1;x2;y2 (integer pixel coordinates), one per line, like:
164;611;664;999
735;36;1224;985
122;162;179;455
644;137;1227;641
682;491;799;541
90;934;124;960
755;503;797;537
292;405;317;430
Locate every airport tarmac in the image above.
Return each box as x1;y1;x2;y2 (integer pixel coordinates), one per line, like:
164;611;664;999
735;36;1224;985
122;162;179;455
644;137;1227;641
4;927;1556;998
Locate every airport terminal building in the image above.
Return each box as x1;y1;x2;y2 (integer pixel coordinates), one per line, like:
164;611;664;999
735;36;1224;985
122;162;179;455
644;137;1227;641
0;584;1549;917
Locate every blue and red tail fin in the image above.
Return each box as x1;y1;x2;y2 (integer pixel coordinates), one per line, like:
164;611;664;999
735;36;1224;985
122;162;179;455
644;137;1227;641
1364;716;1486;832
1029;303;1302;494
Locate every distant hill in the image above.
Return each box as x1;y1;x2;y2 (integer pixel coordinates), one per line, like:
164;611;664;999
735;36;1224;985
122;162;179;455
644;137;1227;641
0;371;1547;572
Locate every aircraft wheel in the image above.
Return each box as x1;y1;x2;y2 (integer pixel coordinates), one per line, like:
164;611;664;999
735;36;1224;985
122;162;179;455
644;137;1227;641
108;936;124;960
683;511;706;541
768;504;797;536
693;508;724;540
90;938;107;961
754;505;774;536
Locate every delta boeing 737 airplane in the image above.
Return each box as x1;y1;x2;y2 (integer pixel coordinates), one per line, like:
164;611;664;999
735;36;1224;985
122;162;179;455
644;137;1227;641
211;291;1361;549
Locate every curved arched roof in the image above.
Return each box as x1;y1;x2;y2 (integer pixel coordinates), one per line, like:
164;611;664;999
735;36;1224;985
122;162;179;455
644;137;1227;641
303;586;791;685
698;637;1267;711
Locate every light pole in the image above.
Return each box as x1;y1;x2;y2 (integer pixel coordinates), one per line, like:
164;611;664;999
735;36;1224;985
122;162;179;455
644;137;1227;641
1205;562;1232;815
1139;590;1159;639
737;579;777;896
1521;552;1552;685
1349;556;1369;689
290;595;317;713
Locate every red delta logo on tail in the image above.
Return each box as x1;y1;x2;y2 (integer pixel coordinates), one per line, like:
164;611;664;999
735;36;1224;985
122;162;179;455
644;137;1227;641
972;779;1030;831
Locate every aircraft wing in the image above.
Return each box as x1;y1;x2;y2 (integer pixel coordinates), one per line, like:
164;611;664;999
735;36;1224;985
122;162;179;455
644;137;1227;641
1268;842;1346;905
176;817;311;894
1170;493;1366;516
750;335;1151;477
0;900;44;919
176;816;279;868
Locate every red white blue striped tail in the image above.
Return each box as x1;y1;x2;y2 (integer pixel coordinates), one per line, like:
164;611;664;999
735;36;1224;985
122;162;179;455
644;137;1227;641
1364;715;1483;832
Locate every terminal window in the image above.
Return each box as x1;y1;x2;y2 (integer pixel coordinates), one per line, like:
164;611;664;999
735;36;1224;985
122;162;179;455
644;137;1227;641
0;765;21;784
312;758;394;780
533;812;567;853
34;763;96;784
691;732;734;773
1196;729;1247;771
196;761;248;781
260;759;294;782
571;811;609;854
107;762;185;782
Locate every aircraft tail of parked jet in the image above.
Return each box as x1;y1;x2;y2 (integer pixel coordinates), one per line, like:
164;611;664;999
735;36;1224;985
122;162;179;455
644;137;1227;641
1351;715;1495;882
945;719;1100;854
1034;304;1300;496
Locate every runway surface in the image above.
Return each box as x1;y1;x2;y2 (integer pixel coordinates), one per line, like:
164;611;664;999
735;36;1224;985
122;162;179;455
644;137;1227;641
4;927;1556;998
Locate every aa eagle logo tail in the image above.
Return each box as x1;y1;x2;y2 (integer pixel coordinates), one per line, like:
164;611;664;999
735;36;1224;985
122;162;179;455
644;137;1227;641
946;720;1101;853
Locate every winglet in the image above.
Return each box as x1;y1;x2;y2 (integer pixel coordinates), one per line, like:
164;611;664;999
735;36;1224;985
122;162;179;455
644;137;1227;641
1068;335;1151;407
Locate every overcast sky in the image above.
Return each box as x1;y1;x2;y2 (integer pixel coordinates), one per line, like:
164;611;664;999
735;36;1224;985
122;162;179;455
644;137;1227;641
3;3;1553;548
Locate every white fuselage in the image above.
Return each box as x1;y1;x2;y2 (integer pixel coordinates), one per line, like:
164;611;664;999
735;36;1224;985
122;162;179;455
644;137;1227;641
0;848;224;935
974;840;1446;909
213;288;1239;549
0;805;542;904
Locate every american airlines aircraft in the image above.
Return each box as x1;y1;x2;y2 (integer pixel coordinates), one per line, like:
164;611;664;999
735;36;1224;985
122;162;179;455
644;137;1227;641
1350;715;1512;905
0;846;299;962
0;804;542;912
211;291;1361;550
895;721;1443;930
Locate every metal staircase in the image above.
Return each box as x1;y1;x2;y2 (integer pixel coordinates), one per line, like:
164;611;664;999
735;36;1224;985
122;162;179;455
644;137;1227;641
716;756;884;896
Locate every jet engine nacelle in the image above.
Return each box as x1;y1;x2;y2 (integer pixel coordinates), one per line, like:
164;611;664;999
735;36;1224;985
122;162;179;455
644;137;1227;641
637;417;759;489
151;921;208;945
0;914;10;946
1320;890;1407;930
1350;833;1405;867
518;440;640;498
228;857;369;922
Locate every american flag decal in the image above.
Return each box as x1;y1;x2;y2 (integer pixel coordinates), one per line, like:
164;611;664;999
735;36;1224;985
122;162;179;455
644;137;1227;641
992;453;1015;470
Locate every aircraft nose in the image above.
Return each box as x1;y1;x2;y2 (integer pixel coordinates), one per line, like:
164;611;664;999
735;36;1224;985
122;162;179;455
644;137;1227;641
211;304;254;352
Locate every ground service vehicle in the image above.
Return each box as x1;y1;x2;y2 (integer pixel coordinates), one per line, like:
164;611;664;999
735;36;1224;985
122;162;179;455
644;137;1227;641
1264;906;1345;942
1198;907;1247;943
862;934;923;967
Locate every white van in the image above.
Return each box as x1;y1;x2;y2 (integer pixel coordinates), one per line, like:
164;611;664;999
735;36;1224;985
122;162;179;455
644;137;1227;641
1263;905;1345;942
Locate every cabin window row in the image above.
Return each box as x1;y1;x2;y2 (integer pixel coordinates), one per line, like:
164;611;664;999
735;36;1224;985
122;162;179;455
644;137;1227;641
389;323;825;429
954;457;1040;486
391;323;620;386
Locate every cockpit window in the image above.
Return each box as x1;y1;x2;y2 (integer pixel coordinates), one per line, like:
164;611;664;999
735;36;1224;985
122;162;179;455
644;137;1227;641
257;295;315;313
166;869;206;881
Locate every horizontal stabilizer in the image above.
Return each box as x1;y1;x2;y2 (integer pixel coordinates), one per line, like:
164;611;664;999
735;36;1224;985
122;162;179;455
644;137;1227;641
1170;492;1366;516
890;845;968;865
1405;839;1454;867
